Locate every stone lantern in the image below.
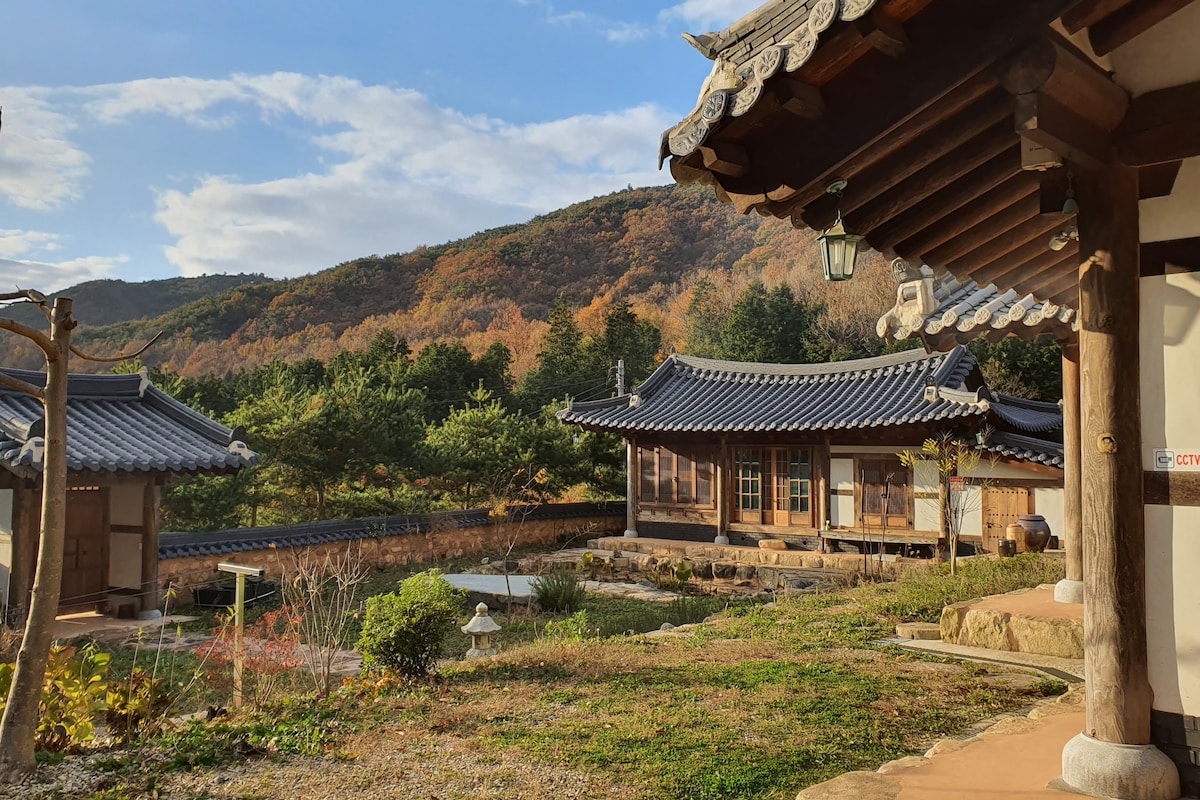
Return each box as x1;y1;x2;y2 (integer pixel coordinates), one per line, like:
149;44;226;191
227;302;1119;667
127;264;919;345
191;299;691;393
462;602;501;658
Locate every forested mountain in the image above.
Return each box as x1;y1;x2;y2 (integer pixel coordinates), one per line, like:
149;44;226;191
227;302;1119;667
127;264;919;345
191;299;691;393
2;274;268;332
5;184;901;377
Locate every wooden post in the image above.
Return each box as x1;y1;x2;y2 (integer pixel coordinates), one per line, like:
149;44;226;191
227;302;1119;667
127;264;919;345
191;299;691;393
233;571;245;709
624;439;638;538
1076;163;1151;745
1061;340;1084;586
140;482;161;613
715;437;729;544
817;438;831;530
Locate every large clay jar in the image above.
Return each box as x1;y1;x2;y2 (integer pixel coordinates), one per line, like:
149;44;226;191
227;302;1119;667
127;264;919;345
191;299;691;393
1017;514;1052;553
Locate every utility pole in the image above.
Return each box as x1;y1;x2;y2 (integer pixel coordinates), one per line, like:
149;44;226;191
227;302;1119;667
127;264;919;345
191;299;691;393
616;359;625;395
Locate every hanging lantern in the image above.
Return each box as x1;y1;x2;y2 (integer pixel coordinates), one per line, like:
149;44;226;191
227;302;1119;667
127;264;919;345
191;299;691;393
817;212;864;282
816;179;863;282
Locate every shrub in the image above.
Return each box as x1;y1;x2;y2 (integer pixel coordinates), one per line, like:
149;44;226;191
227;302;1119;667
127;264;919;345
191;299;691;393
665;596;719;626
542;611;595;642
651;559;693;592
105;669;173;745
357;570;464;677
532;570;586;613
0;643;110;752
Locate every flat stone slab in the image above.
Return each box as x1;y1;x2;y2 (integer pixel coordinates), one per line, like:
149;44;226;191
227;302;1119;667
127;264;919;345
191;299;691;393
895;622;941;641
940;585;1084;659
444;574;538;602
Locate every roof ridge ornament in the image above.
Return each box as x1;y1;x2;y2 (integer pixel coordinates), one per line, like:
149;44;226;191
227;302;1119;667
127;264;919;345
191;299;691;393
137;366;152;398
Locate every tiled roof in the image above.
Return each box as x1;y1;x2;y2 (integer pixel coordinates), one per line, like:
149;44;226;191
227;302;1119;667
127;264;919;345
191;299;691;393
159;502;625;560
557;346;1062;435
0;369;257;478
980;431;1065;469
878;270;1079;348
662;0;881;161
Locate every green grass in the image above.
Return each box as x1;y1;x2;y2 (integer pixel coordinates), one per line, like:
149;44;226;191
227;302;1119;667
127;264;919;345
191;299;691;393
22;554;1067;800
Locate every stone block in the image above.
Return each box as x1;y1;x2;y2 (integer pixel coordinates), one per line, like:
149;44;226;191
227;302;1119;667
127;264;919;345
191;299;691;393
759;538;788;551
894;622;941;641
939;600;972;642
957;608;1013;651
980;716;1042;737
1007;614;1084;659
713;563;738;580
794;771;901;800
735;565;757;581
876;756;929;774
923;738;966;758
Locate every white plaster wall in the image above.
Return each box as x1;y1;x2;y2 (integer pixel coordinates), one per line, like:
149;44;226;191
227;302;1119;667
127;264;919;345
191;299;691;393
109;533;141;590
1145;505;1200;716
1033;488;1065;542
957;487;983;538
1141;273;1200;468
1109;4;1200;96
109;484;143;527
0;489;11;612
913;460;939;533
830;457;854;527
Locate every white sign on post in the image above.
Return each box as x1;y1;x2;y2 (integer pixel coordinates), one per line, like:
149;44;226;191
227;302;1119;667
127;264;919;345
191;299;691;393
949;476;966;493
1153;449;1200;472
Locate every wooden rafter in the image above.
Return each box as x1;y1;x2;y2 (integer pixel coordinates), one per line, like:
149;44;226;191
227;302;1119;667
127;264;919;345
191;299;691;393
949;213;1070;281
1087;0;1199;55
845;125;1017;235
800;90;1013;229
722;0;1079;210
868;148;1021;251
1061;0;1140;32
893;172;1039;256
1015;92;1113;170
922;193;1042;266
1138;160;1182;198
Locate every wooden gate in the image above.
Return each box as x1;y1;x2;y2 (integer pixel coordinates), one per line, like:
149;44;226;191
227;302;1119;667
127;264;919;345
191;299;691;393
982;486;1029;553
62;488;109;612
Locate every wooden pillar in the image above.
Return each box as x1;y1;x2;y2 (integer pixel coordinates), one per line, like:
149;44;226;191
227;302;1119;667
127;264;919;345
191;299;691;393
8;485;39;627
1062;340;1084;585
624;439;638;537
140;482;161;612
1076;162;1151;746
715;436;729;543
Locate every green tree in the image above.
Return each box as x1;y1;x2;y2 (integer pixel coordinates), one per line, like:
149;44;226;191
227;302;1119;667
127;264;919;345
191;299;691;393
718;282;824;363
969;336;1062;401
582;301;662;387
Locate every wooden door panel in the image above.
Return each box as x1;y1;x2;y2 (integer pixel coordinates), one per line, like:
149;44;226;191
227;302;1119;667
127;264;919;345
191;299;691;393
983;487;1030;553
63;489;108;611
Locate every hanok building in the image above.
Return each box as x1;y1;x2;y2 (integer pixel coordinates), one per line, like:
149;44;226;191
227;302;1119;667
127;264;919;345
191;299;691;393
560;346;1064;554
0;368;257;624
659;0;1200;796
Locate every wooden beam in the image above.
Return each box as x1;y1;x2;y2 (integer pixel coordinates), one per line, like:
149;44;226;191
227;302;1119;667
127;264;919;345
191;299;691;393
998;35;1130;131
802;90;1014;229
855;8;910;56
1015;92;1113;170
848;123;1017;235
1088;0;1198;55
1076;161;1152;746
774;79;826;119
895;172;1039;257
1145;471;1200;506
699;142;751;177
1139;160;1182;198
1062;0;1140;32
1115;81;1200;166
1140;236;1200;276
921;192;1042;265
745;0;1081;212
868;147;1021;251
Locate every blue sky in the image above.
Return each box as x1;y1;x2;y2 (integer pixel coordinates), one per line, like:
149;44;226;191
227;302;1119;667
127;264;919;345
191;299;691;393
0;0;762;292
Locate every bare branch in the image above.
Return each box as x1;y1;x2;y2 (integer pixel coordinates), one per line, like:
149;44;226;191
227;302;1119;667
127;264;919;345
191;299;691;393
0;289;46;304
0;370;44;400
0;317;55;357
69;330;164;363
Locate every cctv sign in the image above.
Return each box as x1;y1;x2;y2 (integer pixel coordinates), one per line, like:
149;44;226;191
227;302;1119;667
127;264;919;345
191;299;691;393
1153;449;1200;471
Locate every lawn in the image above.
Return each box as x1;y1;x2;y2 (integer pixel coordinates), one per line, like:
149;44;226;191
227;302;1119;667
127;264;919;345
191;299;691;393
3;555;1066;800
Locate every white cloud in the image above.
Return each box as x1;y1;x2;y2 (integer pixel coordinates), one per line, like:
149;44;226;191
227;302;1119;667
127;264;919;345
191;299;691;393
2;71;678;281
0;228;124;292
659;0;764;30
0;89;91;210
80;73;678;279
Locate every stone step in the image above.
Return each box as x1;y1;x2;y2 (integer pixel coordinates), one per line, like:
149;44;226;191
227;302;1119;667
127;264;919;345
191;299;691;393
895;622;942;641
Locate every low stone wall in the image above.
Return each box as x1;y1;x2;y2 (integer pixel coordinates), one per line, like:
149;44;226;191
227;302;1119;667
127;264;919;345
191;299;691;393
161;513;622;601
940;585;1084;659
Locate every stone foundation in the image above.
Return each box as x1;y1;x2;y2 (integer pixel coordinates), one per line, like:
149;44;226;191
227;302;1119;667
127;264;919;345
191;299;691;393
940;585;1084;659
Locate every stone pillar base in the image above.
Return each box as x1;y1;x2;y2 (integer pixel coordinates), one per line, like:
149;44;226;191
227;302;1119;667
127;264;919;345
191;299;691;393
135;609;163;621
1061;733;1180;800
1054;579;1085;604
623;529;638;539
714;534;730;545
